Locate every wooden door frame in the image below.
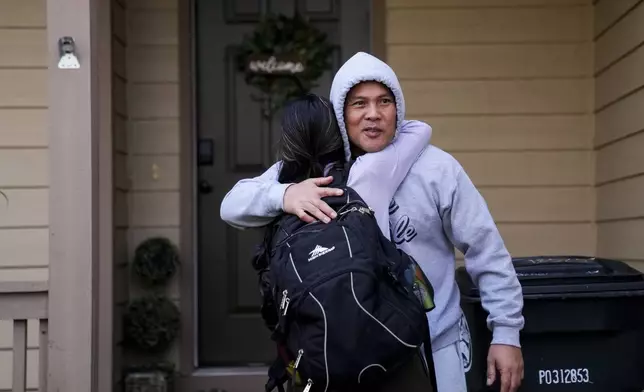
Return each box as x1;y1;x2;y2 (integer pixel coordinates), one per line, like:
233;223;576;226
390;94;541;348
177;0;387;387
46;0;114;390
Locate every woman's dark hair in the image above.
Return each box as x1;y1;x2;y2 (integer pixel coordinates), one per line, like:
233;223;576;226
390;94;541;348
277;93;345;184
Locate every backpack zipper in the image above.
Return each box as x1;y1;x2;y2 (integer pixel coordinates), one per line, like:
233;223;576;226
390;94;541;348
294;348;303;369
280;289;290;315
303;379;314;392
338;206;373;217
337;200;373;217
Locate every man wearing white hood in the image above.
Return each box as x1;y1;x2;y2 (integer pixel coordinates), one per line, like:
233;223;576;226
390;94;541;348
220;52;525;392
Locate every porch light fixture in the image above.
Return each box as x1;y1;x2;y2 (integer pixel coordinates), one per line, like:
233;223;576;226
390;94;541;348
57;36;80;69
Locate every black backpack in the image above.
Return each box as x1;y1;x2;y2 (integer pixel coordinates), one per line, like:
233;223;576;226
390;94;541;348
252;163;436;392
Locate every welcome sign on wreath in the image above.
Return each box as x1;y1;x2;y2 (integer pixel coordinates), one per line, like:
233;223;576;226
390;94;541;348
247;54;305;75
236;12;335;117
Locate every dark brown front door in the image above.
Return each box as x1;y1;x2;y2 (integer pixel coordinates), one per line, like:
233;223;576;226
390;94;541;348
195;0;372;367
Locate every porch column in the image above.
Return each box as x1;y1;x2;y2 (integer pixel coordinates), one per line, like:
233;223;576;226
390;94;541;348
46;0;113;389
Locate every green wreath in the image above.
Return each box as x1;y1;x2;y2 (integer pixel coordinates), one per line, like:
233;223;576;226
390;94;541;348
236;12;335;116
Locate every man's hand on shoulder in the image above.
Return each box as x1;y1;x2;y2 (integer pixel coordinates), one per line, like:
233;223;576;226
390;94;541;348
487;344;524;392
283;176;343;224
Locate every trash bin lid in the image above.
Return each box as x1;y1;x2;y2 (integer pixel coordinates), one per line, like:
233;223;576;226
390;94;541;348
457;255;644;299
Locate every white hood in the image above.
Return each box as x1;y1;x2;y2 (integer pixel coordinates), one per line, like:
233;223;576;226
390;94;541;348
329;51;406;162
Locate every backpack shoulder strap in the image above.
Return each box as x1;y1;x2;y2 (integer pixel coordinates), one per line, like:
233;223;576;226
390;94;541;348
251;220;279;271
322;161;367;208
327;161;354;188
252;210;308;271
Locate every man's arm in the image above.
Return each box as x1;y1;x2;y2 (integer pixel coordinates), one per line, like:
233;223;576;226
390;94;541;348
441;167;524;346
220;162;345;229
219;162;288;229
348;120;431;238
441;165;524;391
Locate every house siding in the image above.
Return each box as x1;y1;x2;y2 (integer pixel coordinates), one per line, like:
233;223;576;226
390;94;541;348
0;0;48;284
594;0;644;272
386;0;596;264
125;0;182;368
0;0;47;389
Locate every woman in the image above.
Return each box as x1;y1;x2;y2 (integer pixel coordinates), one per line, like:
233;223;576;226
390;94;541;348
222;92;435;392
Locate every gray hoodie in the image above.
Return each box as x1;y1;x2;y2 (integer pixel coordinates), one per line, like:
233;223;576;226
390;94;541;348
220;52;524;352
333;52;524;351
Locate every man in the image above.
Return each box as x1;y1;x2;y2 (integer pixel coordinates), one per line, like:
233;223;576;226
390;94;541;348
220;52;525;392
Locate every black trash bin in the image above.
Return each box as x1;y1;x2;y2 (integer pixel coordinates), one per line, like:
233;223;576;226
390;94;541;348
456;256;644;392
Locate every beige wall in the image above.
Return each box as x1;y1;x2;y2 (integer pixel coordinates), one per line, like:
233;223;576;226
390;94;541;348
0;0;49;283
124;0;182;367
386;0;596;263
0;0;47;389
594;0;644;272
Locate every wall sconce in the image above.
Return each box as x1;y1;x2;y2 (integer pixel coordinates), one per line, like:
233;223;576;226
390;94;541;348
57;36;80;69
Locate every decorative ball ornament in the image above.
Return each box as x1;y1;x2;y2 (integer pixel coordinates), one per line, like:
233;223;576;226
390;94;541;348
132;237;179;287
124;295;180;353
236;12;335;117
